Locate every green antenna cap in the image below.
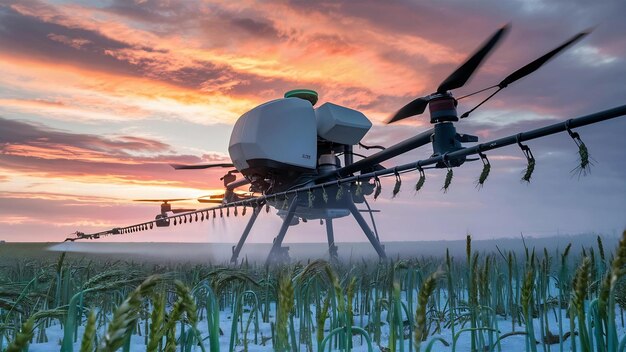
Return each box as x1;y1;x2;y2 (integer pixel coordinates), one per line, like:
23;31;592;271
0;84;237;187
284;89;318;106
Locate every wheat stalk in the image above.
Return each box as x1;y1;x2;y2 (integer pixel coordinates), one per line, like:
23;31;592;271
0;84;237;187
414;271;441;350
316;294;331;345
97;275;160;352
6;317;34;352
147;292;165;352
276;273;294;351
79;310;97;352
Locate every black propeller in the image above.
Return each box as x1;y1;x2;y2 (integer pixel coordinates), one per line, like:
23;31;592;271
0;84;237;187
197;198;224;204
171;208;196;213
133;198;195;214
459;30;591;118
498;30;590;89
170;163;234;170
133;198;191;202
437;24;510;93
388;24;510;124
387;97;430;124
197;193;231;204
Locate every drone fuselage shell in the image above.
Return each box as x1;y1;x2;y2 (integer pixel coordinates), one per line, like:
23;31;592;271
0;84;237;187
228;96;373;191
315;102;372;145
228;97;318;180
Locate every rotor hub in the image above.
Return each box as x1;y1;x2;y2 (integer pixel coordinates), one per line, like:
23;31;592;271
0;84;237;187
160;203;172;213
429;95;458;124
317;153;340;175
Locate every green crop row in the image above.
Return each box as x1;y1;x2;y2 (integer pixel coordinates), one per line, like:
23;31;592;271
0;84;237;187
1;231;625;352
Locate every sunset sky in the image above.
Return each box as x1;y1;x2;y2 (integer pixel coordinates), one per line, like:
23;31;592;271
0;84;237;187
1;0;625;244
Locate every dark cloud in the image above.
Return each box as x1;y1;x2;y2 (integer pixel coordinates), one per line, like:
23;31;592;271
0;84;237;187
0;5;274;93
0;117;229;187
104;0;197;24
0;193;139;220
286;0;626;116
0;117;170;154
229;17;280;38
0;5;137;74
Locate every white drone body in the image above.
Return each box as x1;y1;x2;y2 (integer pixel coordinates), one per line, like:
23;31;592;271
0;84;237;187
228;94;372;194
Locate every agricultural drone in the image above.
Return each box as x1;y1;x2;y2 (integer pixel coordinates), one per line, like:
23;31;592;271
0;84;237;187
65;25;626;265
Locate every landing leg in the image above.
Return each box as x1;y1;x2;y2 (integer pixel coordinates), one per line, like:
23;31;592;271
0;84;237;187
363;198;380;241
325;218;338;262
347;201;387;260
266;196;298;266
230;203;263;264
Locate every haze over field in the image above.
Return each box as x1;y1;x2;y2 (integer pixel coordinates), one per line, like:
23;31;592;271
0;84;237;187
0;0;625;243
0;233;619;265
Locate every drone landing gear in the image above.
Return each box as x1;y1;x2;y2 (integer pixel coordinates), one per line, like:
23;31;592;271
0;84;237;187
262;198;386;265
230;203;264;263
266;196;298;266
325;218;338;263
346;201;387;260
230;195;386;266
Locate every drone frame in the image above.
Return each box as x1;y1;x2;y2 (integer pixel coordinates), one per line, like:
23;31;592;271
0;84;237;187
65;104;626;264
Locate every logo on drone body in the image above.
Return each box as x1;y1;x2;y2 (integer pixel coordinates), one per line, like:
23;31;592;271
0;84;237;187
302;154;311;159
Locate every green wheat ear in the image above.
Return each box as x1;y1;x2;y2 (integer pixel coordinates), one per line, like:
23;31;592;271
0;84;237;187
316;294;331;345
7;309;66;352
442;168;453;193
608;231;626;310
175;280;198;327
147;292;165;352
615;276;626;310
573;257;591;313
611;231;626;284
572;140;593;177
415;174;426;192
97;275;160;352
276;273;294;352
392;175;402;197
80;310;97;352
335;183;345;200
415;270;442;349
6;317;35;352
522;158;535;183
477;162;491;188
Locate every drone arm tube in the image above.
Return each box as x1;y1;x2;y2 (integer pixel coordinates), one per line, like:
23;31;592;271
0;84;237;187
463;104;626;155
278;104;626;196
328;104;626;184
332;128;434;178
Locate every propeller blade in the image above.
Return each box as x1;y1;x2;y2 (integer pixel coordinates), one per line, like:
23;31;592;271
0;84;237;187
170;163;234;170
458;30;590;119
197;194;225;200
387;96;430;124
437;24;510;93
171;208;196;213
197;199;224;204
133;198;191;202
498;30;590;88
